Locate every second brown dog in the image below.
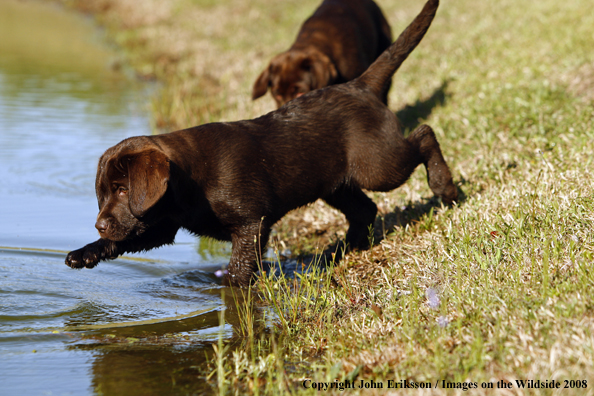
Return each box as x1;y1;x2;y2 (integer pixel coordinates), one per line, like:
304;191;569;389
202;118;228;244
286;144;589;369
252;0;392;107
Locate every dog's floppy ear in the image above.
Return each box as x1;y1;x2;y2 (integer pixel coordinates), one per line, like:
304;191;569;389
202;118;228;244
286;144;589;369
124;149;170;217
252;66;271;100
306;53;338;89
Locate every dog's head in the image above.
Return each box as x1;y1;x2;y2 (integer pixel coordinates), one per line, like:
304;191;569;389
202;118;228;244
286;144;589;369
94;140;170;241
252;49;337;107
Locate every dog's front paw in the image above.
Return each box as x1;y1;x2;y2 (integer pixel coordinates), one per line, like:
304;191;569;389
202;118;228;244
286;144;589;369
65;245;100;269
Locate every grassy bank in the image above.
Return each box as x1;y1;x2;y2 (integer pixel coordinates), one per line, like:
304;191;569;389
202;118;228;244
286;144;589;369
60;0;594;394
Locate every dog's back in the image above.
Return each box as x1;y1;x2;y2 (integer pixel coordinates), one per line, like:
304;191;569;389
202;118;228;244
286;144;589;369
294;0;392;78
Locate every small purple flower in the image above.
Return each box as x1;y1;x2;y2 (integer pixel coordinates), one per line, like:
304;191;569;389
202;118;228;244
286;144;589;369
426;287;440;309
437;315;449;328
214;269;228;278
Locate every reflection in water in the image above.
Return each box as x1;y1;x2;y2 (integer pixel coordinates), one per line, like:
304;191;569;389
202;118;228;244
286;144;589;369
63;289;266;396
0;1;236;395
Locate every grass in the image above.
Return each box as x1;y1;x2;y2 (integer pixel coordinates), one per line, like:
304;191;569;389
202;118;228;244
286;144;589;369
58;0;594;393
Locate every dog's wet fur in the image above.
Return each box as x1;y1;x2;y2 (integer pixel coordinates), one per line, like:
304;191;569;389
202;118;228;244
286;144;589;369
66;0;456;287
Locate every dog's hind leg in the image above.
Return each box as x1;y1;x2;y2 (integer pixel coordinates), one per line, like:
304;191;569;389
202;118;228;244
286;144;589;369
353;124;456;204
324;185;378;251
407;124;457;204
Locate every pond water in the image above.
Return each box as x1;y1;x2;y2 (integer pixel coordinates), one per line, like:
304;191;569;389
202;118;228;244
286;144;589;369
0;1;238;394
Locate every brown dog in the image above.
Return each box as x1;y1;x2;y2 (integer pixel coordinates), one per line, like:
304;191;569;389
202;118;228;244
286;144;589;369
252;0;392;107
66;0;455;287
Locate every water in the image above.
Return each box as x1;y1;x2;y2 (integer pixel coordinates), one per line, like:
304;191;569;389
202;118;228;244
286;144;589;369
0;1;235;394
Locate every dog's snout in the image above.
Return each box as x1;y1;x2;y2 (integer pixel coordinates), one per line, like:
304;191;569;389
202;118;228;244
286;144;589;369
95;218;109;234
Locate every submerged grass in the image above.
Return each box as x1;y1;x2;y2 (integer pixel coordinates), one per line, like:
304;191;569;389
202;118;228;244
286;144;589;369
57;0;594;393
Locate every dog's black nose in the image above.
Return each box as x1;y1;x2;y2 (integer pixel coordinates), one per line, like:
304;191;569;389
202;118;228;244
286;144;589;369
95;219;109;234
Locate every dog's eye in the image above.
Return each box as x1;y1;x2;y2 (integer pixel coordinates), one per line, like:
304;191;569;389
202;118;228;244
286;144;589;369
118;186;128;195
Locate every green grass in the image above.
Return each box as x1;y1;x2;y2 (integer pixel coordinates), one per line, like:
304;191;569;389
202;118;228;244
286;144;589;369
61;0;594;393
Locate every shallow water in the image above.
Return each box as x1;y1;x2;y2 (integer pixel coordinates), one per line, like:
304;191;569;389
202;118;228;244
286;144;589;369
0;1;234;394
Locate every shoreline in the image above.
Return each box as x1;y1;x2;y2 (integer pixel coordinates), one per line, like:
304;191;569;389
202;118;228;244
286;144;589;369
56;0;309;131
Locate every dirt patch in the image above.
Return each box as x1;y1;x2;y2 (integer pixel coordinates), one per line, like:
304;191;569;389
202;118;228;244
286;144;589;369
564;63;594;102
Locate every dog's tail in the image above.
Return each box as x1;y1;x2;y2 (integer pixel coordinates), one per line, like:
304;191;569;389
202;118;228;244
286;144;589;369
358;0;439;99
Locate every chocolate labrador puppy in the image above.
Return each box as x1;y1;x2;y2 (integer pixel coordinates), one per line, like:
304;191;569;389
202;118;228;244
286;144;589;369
252;0;392;107
66;0;455;287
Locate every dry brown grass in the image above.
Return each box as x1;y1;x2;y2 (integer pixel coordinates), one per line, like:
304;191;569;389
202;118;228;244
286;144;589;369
563;63;594;103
